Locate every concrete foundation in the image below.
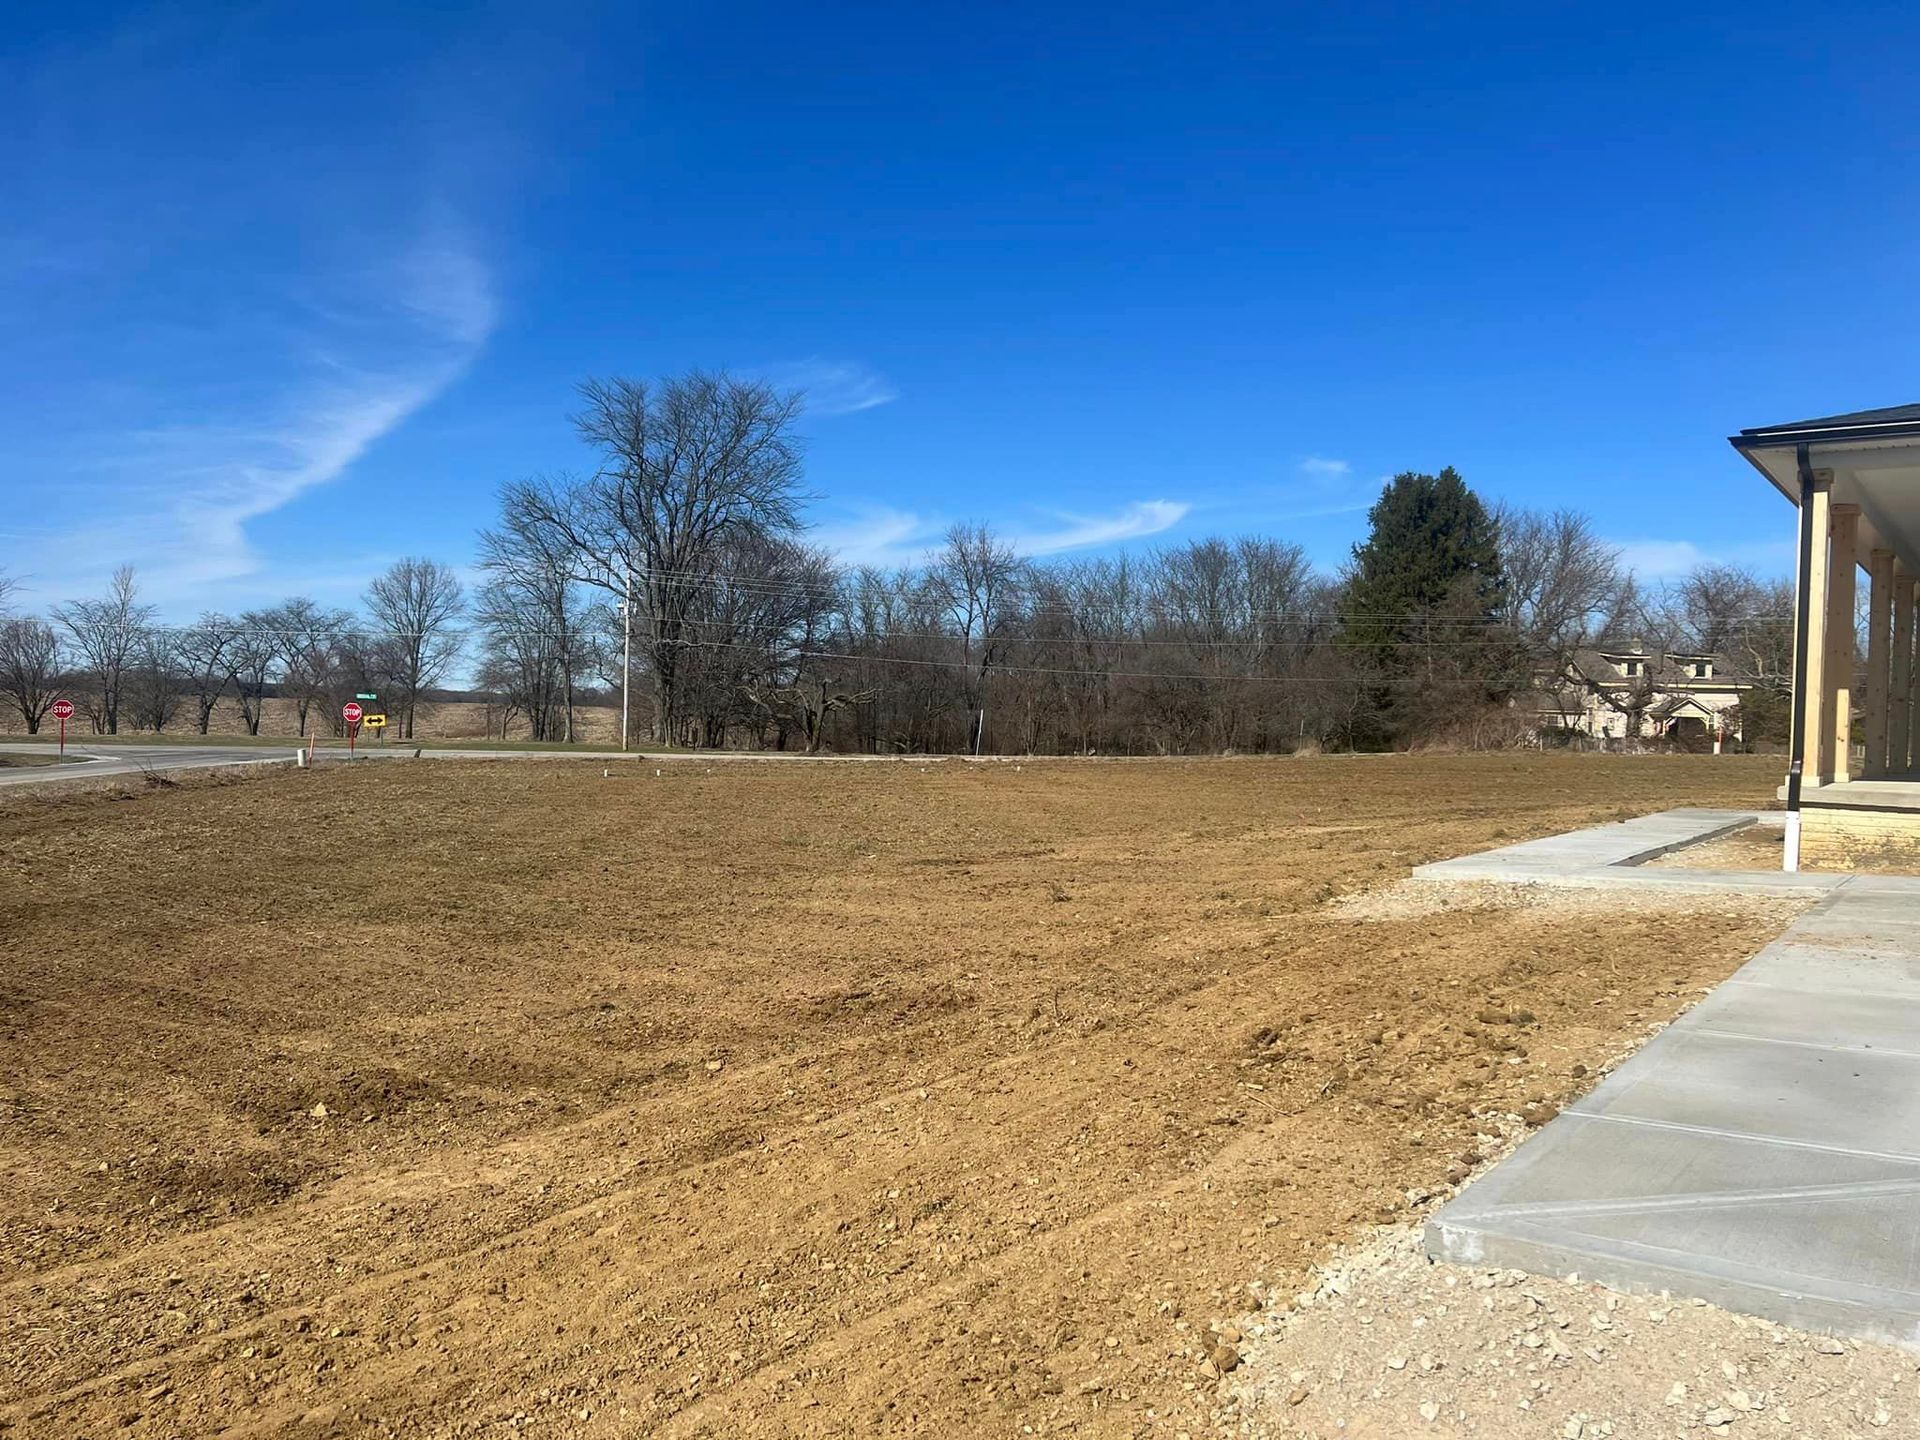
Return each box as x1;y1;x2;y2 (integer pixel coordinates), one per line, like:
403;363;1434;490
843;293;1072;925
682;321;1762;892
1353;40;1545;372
1785;781;1920;870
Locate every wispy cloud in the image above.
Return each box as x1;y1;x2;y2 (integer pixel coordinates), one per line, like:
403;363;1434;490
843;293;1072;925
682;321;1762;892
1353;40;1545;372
20;224;495;609
759;358;898;417
1298;455;1352;481
1614;536;1795;582
810;505;937;569
810;498;1191;569
1011;500;1191;555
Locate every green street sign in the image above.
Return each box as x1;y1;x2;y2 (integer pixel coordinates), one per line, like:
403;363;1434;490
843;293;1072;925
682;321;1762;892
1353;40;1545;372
355;692;379;701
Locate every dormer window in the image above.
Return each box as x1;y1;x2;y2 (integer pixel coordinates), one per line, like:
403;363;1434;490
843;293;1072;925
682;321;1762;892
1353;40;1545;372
1690;660;1713;679
1619;658;1644;679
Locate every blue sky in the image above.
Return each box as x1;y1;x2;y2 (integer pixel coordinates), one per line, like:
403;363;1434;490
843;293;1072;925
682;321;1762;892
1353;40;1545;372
8;1;1920;616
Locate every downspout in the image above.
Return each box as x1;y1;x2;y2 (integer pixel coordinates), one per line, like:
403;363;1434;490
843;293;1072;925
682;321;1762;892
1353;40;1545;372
1783;442;1819;871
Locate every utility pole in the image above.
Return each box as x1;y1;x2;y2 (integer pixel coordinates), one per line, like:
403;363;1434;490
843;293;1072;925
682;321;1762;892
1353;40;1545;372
620;564;633;753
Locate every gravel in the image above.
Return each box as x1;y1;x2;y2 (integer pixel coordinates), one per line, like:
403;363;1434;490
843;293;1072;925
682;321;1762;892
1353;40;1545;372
1217;1222;1920;1438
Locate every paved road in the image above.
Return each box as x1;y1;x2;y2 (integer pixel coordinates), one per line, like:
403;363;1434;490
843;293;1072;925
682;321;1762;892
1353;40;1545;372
0;740;1021;789
0;741;304;788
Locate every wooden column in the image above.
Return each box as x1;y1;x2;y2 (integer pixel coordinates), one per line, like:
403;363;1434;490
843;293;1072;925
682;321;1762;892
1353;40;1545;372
1801;480;1833;785
1827;504;1860;782
1894;563;1916;777
1864;548;1894;778
1904;576;1920;771
1907;575;1920;775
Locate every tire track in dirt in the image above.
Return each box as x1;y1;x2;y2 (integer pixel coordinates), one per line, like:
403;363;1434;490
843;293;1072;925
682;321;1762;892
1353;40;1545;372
1;936;1269;1410
0;902;1264;1313
13;896;1799;1437
2;879;1315;1368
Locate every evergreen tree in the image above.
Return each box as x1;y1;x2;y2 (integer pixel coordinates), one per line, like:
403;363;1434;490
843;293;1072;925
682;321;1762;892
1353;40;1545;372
1339;468;1516;744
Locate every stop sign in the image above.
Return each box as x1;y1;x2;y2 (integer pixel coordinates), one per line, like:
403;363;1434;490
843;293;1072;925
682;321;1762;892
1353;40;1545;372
51;699;74;721
342;702;364;724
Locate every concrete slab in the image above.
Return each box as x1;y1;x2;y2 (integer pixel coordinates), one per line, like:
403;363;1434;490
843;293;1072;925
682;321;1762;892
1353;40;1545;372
1414;808;1758;875
1725;939;1920;997
1412;808;1852;895
1424;814;1920;1348
1430;1115;1920;1345
1573;1027;1920;1160
1691;980;1920;1055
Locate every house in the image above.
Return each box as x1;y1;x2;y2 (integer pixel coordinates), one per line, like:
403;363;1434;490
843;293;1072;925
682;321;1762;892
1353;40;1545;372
1530;645;1744;748
1730;403;1920;869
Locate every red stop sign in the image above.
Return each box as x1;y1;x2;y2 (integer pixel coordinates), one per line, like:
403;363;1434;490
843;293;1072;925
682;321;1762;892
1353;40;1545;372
51;699;75;720
342;702;364;724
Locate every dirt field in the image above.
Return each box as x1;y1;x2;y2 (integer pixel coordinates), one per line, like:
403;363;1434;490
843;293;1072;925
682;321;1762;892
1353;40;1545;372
0;754;1794;1437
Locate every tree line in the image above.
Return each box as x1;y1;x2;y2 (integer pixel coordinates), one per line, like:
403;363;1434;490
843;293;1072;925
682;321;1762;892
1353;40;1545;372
0;369;1796;752
0;560;466;740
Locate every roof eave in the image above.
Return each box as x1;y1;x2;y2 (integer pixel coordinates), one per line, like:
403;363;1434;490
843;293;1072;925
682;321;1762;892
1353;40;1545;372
1727;434;1800;505
1730;419;1920;450
1730;418;1920;507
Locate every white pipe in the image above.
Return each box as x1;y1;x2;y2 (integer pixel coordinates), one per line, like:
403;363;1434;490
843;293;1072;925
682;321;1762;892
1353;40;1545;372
1783;811;1802;873
621;565;632;753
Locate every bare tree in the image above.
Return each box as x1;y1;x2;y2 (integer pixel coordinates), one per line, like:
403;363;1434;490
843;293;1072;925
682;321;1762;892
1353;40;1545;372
692;535;844;748
744;676;874;752
365;558;466;739
53;566;153;734
934;523;1028;754
226;613;281;735
0;617;61;733
1498;507;1625;662
499;372;808;744
478;504;597;742
474;577;572;741
176;614;236;733
1494;506;1629;733
1665;564;1789;661
272;598;354;735
126;628;185;733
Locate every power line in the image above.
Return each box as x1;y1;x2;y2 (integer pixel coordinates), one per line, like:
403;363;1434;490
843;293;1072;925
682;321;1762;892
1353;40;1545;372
505;554;1768;630
617;634;1789;688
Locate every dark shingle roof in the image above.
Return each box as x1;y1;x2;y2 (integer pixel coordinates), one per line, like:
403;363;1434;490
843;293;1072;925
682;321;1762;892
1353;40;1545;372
1737;403;1920;442
1565;647;1733;688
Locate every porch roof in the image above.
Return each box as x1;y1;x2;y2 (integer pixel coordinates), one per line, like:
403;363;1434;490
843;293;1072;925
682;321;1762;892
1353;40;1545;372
1731;402;1920;573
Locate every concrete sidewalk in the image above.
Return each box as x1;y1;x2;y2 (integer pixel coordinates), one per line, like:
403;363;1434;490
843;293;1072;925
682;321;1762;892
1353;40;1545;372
1424;810;1920;1349
1412;807;1843;895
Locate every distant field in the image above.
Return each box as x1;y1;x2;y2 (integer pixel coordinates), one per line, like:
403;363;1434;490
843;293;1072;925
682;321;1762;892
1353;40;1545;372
0;753;1788;1436
0;696;626;745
